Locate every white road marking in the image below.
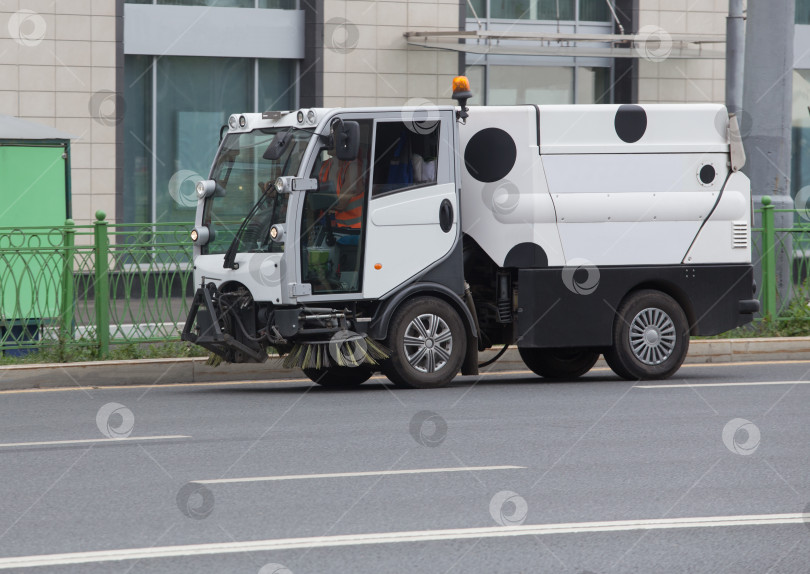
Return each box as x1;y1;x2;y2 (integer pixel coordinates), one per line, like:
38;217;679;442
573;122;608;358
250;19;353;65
636;380;810;389
0;513;803;569
0;436;190;448
193;465;525;484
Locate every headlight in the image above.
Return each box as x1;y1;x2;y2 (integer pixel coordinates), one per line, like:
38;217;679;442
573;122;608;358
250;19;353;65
196;179;216;199
190;226;212;245
269;224;285;243
228;115;238;130
238;115;246;128
306;109;317;125
274;177;286;193
297;110;304;123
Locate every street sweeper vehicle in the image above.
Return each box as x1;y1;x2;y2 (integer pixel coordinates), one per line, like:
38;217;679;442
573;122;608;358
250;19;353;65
181;76;758;388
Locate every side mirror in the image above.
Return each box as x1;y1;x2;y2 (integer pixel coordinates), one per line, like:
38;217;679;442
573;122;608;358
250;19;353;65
263;130;293;160
334;120;360;161
273;176;318;194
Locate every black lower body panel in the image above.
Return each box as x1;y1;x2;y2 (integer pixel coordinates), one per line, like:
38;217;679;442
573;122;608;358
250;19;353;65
516;264;757;348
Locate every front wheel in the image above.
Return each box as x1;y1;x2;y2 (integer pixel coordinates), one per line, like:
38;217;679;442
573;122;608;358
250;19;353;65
383;296;467;389
604;289;689;380
303;366;373;387
518;348;600;379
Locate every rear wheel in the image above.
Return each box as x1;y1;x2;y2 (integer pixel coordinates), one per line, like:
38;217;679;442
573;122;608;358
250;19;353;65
383;296;466;389
303;366;373;388
604;289;689;380
518;348;600;379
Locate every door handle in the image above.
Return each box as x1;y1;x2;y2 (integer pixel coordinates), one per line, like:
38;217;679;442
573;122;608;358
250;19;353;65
439;199;453;233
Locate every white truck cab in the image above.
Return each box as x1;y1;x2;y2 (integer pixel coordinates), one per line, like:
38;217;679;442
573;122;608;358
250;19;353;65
182;78;757;388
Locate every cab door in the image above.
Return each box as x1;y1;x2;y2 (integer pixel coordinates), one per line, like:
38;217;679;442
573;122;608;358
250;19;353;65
296;118;374;298
361;111;459;299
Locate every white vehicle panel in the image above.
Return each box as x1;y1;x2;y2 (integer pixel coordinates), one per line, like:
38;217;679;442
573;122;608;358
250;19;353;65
538;104;730;154
544;152;727;265
459;106;566;267
557;221;703;265
371;185;454;226
685;171;752;264
363;183;457;299
542;153;728;195
193;252;285;303
551;191;718;223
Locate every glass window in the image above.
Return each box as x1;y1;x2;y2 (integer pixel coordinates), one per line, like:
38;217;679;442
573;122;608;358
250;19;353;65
301;120;373;294
576;66;610;104
123;55;153;224
464;65;485;105
798;0;810;25
123;56;296;226
468;0;486;18
202;128;312;255
491;0;574;20
258;0;295;7
579;0;610;22
259;59;297;112
488;65;574;105
155;56;253;225
791;70;810;198
371;121;441;195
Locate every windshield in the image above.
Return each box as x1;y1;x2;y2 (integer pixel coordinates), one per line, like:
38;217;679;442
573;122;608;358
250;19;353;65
202;128;312;255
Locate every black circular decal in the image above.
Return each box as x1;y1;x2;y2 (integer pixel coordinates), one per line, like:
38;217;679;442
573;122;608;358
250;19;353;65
699;164;716;184
464;128;517;183
614;104;647;143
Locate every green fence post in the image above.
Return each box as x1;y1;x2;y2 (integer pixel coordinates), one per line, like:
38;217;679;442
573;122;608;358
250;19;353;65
94;211;110;357
761;196;776;320
59;219;75;351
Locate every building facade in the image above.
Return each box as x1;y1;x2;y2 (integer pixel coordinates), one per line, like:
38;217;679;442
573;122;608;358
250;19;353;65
2;0;803;228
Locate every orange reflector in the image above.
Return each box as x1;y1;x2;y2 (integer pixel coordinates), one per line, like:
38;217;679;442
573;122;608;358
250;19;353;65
452;76;471;95
374;263;382;270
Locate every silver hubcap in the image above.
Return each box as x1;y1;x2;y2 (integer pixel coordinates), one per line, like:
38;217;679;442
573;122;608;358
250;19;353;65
403;313;453;373
629;307;676;365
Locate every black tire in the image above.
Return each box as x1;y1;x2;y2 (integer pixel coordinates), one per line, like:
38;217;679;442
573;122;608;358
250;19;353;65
518;347;600;379
604;289;689;380
383;296;467;389
303;366;373;387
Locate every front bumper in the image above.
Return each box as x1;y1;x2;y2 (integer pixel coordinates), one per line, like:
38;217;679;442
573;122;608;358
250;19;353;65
181;283;268;363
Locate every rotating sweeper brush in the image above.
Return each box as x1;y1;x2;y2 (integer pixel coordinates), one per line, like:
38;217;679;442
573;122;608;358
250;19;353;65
281;332;389;370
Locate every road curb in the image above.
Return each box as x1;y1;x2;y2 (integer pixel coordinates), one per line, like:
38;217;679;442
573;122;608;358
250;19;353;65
2;337;810;391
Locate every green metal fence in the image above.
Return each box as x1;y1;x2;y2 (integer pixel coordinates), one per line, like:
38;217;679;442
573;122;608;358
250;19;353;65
0;211;193;357
756;195;810;321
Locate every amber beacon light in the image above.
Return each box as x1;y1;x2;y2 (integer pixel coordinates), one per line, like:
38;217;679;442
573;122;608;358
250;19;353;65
451;76;472;121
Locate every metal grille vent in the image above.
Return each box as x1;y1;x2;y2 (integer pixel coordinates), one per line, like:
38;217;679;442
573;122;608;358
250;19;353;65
732;221;749;249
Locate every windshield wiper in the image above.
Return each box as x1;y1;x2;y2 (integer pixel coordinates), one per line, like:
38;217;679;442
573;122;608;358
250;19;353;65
222;136;298;270
222;194;268;270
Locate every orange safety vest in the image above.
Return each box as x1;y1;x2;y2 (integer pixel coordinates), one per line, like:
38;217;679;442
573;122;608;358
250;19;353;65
318;155;365;229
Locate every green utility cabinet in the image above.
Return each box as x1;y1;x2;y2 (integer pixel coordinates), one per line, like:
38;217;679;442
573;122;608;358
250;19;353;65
0;116;73;354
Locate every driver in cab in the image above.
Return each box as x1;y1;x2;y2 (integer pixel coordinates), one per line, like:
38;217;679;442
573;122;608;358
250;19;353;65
318;145;365;230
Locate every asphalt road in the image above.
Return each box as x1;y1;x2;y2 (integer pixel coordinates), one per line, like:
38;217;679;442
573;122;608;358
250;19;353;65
0;361;809;573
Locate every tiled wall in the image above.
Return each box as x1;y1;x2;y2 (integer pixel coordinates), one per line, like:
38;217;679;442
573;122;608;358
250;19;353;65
0;0;121;225
321;0;461;107
637;0;729;104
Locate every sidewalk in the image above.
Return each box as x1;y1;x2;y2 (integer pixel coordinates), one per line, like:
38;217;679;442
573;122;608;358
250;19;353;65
2;337;810;391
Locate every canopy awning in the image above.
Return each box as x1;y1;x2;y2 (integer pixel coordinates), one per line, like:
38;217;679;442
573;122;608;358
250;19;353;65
0;115;74;141
404;30;726;59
